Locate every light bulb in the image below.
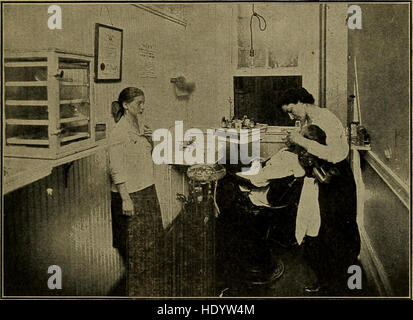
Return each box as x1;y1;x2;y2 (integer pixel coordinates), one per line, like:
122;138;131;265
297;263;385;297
249;48;255;67
249;55;255;67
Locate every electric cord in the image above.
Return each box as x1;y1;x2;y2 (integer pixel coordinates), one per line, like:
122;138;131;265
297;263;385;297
249;3;267;57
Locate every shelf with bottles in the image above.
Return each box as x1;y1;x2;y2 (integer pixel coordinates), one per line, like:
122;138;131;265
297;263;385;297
349;122;371;151
4;50;95;159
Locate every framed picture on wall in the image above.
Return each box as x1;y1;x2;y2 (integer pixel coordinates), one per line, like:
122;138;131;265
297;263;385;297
94;23;123;82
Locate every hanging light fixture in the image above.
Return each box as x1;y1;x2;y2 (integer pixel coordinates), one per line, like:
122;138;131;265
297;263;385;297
249;3;267;67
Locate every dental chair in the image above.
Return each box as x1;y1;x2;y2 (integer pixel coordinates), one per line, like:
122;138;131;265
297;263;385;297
216;165;303;286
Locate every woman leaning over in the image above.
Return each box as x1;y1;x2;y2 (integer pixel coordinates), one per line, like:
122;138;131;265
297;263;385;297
279;87;361;295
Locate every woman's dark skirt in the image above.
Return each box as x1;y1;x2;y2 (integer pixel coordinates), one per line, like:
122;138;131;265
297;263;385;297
303;159;361;294
111;184;164;296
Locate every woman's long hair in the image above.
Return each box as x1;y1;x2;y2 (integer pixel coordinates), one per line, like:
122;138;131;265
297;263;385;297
111;87;144;123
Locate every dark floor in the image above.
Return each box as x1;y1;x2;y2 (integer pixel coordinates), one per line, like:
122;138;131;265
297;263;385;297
215;240;379;298
109;236;379;298
108;191;380;298
213;172;378;298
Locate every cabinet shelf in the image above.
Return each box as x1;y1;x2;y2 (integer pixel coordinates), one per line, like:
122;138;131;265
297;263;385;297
59;81;89;87
5;61;47;67
61;133;90;143
60;116;89;124
6;119;49;126
4;144;106;194
7;137;50;146
59;62;89;69
60;99;88;105
5;100;48;106
5;81;47;87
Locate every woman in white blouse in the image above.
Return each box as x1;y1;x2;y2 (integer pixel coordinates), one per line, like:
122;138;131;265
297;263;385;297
280;87;360;295
109;87;163;296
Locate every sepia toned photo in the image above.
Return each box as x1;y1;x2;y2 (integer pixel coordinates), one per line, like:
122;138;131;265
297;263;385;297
1;0;411;302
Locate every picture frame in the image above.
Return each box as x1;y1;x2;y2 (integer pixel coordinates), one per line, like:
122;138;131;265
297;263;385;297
94;23;123;82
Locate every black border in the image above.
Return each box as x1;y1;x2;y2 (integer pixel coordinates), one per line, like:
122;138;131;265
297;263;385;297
94;23;123;82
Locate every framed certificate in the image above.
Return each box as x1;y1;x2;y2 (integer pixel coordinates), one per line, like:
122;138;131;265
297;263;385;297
94;24;123;82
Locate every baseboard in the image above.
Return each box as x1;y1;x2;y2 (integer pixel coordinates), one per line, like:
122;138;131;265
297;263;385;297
364;151;409;209
352;150;395;296
359;225;394;296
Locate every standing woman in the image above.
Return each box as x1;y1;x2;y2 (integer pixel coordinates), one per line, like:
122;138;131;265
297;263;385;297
109;87;163;296
279;87;360;295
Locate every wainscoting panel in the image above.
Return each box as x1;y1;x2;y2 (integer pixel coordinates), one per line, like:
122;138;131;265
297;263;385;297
4;150;123;296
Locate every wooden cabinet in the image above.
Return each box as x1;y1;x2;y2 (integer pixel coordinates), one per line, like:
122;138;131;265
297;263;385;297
4;50;95;159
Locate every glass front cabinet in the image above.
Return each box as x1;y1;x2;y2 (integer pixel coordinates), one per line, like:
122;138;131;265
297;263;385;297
4;50;95;159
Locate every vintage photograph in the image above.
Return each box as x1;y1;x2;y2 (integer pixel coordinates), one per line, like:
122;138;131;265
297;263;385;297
1;1;411;300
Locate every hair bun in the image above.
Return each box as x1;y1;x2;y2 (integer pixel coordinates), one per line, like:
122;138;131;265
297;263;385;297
111;101;123;123
299;87;315;104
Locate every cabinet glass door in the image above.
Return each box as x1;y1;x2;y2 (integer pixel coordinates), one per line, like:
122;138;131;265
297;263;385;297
5;58;50;148
58;57;91;147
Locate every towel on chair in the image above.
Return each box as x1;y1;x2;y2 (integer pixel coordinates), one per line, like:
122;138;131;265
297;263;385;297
295;177;321;245
237;148;306;210
237;148;305;187
239;184;271;207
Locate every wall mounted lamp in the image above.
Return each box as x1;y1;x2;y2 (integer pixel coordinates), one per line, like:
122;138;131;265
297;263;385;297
170;76;196;98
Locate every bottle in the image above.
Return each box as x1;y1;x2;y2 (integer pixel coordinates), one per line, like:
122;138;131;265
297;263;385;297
364;132;371;146
221;117;227;128
243;116;250;128
231;115;237;128
357;126;370;147
350;121;359;145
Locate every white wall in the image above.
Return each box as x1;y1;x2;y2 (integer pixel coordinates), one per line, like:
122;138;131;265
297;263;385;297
326;3;348;125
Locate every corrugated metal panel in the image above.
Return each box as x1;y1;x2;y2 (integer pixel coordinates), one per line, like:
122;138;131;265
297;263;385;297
4;149;123;296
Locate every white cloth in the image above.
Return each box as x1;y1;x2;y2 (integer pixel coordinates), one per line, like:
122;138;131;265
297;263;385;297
236;148;305;208
237;148;305;187
295;177;321;245
236;148;322;244
239;185;271;207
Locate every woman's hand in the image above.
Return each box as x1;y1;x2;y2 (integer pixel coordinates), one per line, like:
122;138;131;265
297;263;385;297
122;198;134;216
143;125;154;149
143;125;153;138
